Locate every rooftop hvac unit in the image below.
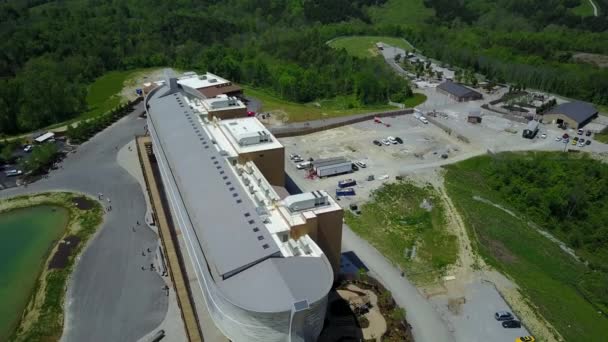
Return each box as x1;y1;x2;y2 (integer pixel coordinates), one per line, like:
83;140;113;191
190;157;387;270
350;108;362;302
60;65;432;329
209;79;217;83
248;184;255;194
199;75;207;80
243;178;250;186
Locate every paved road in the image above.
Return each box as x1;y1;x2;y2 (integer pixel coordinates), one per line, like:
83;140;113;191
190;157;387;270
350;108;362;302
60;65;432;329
0;105;168;342
589;0;599;16
341;225;455;342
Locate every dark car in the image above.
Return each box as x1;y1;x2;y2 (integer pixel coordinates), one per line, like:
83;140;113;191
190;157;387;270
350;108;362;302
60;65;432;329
395;137;403;144
573;136;579;142
502;320;522;328
562;133;569;139
586;140;591;145
586;130;592;136
351;163;359;171
373;140;382;146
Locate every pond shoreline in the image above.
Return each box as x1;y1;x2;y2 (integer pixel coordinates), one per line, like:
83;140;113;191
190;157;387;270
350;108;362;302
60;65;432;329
0;192;103;342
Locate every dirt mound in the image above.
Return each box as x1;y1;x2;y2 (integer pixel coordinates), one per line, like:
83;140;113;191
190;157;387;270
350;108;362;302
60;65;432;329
72;196;95;210
48;235;81;269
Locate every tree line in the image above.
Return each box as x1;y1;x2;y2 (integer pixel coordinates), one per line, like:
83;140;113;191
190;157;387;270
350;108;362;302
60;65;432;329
0;0;408;135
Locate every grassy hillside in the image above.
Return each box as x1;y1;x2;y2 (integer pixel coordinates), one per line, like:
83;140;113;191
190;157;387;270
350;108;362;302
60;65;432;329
345;182;457;284
444;153;608;341
328;36;414;58
367;0;434;26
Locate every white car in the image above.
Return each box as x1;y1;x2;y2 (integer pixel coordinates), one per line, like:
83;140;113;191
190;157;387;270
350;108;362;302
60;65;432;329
355;161;367;169
296;162;311;169
23;145;33;152
381;139;391;146
555;137;561;142
387;136;398;144
540;133;547;139
579;142;585;147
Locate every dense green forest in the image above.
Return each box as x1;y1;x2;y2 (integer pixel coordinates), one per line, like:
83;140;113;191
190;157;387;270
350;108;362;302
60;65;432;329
2;0;608;135
0;0;410;134
481;152;608;269
415;0;608;105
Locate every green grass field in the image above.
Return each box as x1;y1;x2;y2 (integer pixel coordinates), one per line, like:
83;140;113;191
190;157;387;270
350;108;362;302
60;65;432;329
571;0;595;17
244;87;409;122
345;182;457;284
444;155;608;341
367;0;434;26
328;36;414;59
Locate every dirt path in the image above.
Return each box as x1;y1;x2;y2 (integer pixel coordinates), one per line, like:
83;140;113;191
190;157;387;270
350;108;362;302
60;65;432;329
413;170;562;342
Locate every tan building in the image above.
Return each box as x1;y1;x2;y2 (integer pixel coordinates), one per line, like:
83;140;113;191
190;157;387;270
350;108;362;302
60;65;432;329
543;101;598;129
201;95;247;120
177;71;243;98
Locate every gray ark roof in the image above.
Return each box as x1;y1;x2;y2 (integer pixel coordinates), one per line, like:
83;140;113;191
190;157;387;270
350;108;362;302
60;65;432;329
546;101;597;124
437;81;480;98
146;84;333;312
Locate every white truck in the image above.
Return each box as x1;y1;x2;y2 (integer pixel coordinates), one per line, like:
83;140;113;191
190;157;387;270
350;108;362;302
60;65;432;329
414;108;429;124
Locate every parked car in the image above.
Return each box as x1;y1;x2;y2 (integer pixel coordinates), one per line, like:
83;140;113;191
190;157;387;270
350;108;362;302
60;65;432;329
578;128;584;135
351;163;359;171
355;161;367;169
5;169;22;177
494;311;514;321
586;140;591;145
573;136;579;141
515;336;535;342
580;139;585;143
395;137;403;144
381;139;391;146
562;133;569;139
293;157;303;163
540;133;547;139
23;145;33;153
289;154;300;160
579;142;585;147
555;137;561;142
572;139;577;145
502;320;521;328
373;140;382;146
296;162;311;169
586;130;592;136
387;136;398;144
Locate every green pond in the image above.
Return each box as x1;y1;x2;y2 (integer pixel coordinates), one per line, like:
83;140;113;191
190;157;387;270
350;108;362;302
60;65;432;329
0;205;69;341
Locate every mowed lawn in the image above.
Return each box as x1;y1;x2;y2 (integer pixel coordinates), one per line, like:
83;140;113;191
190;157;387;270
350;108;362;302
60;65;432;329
571;0;595;17
83;70;141;120
345;182;457;284
244;87;401;122
444;156;608;341
367;0;434;26
328;36;414;59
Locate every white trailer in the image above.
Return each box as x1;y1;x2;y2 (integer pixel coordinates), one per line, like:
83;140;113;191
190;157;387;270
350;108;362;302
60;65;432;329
313;157;352;178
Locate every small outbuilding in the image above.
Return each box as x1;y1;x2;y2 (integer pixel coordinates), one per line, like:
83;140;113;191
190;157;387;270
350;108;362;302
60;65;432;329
437;81;483;102
467;116;482;124
34;132;55;143
543;102;598;129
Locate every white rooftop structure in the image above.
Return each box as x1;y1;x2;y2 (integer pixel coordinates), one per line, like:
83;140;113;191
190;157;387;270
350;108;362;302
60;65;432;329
177;71;230;90
34;132;55;143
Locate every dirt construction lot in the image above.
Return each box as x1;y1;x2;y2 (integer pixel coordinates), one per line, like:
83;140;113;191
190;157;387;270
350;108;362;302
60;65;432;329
281;115;470;202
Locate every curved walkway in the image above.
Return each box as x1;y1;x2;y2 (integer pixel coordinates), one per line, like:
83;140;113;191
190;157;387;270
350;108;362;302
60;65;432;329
0;104;168;342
